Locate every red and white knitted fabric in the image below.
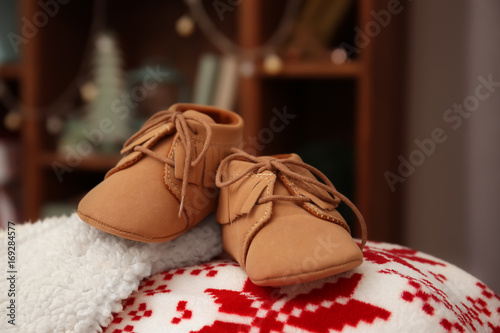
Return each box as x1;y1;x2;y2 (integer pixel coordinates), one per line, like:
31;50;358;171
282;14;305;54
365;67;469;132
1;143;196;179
104;241;500;333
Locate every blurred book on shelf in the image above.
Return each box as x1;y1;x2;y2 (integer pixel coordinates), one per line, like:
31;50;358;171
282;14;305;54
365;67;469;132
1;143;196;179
193;53;220;105
283;0;354;62
193;53;238;110
212;54;238;111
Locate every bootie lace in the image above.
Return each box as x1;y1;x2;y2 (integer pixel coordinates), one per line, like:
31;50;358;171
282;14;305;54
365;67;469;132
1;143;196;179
216;148;367;248
123;109;213;217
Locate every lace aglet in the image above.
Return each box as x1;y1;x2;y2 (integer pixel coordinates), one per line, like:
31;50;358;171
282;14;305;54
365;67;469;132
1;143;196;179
178;196;185;217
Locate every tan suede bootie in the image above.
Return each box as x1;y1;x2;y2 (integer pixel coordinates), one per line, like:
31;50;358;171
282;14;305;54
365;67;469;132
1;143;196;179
215;148;367;286
78;103;244;242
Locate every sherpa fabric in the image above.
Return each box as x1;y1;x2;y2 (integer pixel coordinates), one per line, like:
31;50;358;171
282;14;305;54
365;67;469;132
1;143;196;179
104;242;500;333
0;213;222;333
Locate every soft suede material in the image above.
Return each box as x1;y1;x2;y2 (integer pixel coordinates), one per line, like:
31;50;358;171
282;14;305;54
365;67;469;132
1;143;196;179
78;104;244;243
217;154;363;287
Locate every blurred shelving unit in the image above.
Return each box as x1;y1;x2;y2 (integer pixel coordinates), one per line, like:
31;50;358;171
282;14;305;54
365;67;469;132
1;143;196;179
258;61;363;78
17;0;406;242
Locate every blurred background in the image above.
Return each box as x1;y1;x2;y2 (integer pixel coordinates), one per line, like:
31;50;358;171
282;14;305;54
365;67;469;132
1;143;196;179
0;0;498;292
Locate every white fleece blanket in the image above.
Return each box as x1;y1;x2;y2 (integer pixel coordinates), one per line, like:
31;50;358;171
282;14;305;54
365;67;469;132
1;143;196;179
0;213;222;333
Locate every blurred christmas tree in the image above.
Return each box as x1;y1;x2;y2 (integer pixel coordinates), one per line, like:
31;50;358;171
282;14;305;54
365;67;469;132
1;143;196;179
59;31;131;154
85;31;130;153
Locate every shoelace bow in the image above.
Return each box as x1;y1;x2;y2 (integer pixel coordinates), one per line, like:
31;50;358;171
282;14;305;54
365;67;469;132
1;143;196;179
123;110;213;217
216;148;367;249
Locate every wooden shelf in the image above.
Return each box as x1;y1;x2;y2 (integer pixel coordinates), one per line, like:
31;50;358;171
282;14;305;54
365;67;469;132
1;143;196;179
259;61;363;79
0;63;21;80
39;152;121;172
